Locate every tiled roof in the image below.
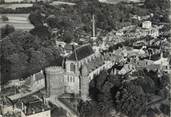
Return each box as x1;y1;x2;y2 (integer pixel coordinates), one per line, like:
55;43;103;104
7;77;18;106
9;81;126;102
16;95;49;116
68;44;94;61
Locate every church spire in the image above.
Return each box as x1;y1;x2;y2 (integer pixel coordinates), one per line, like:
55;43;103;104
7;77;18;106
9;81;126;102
92;14;96;37
91;14;97;41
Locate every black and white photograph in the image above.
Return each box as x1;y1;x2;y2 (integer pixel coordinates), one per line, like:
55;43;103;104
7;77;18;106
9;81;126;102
0;0;170;117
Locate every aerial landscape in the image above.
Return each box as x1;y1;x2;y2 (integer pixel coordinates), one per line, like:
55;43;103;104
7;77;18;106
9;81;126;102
0;0;170;117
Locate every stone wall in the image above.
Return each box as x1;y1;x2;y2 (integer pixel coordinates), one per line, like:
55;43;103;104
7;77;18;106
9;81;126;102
26;110;51;117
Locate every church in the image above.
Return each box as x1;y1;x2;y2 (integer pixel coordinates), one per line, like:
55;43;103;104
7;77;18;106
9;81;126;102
45;44;114;101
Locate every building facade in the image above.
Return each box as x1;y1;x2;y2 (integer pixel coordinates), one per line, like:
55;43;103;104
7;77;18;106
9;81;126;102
45;44;114;101
142;21;152;29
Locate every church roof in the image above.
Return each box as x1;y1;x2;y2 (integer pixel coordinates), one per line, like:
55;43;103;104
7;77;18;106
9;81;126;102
68;44;94;61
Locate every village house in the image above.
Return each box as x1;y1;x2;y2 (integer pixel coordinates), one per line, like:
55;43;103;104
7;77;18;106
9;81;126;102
0;95;51;117
153;52;171;73
142;21;152;29
1;70;45;101
114;21;159;40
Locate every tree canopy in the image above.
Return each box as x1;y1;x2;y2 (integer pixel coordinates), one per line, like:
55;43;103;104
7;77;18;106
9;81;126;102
1;24;15;39
1;30;60;83
80;68;170;117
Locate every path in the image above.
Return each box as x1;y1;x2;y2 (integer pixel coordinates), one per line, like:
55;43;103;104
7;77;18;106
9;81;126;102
48;96;78;117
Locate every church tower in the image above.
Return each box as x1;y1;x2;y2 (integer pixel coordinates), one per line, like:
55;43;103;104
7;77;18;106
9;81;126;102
80;65;89;101
91;14;97;41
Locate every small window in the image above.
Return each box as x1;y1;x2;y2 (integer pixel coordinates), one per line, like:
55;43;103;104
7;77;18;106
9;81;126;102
68;76;70;82
73;77;75;82
70;77;72;82
70;63;75;73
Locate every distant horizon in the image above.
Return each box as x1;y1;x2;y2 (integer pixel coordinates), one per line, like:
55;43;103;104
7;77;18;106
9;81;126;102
99;0;145;4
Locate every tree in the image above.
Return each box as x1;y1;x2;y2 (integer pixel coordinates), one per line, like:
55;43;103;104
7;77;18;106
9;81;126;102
30;26;52;46
144;0;170;11
78;101;95;117
114;83;147;117
1;30;60;82
6;52;28;79
46;15;58;29
1;37;17;57
29;50;47;68
95;70;108;91
28;9;44;27
63;30;74;44
159;104;170;115
8;31;38;51
1;24;15;38
1;15;9;21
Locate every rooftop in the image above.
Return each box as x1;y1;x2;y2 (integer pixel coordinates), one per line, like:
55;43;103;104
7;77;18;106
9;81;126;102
68;44;94;61
16;95;50;116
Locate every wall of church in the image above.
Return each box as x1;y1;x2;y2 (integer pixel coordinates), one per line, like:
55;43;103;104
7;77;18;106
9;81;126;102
65;61;79;74
64;74;79;94
88;61;114;81
26;110;51;117
80;75;89;101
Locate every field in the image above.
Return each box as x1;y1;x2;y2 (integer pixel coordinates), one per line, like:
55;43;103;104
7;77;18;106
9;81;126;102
0;13;33;30
0;3;33;9
99;0;144;4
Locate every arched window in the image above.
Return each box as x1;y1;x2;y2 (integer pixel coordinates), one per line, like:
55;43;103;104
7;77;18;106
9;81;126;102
70;63;75;73
70;77;72;82
67;76;70;82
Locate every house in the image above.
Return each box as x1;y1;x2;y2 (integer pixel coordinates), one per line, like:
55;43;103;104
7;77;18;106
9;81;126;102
118;63;136;75
16;95;50;117
63;44;74;55
56;41;66;48
0;95;51;117
142;21;152;29
116;31;124;36
153;53;170;73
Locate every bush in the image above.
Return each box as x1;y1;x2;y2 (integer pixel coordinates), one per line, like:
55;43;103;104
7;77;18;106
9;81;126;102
1;15;9;21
